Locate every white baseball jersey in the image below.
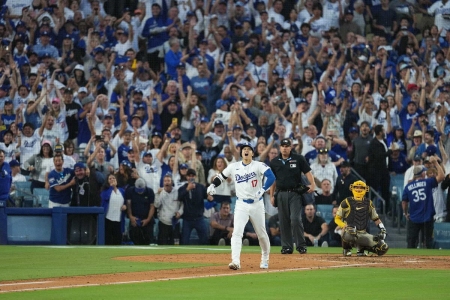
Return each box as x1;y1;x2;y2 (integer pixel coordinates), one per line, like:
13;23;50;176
137;159;162;192
222;160;270;201
222;159;272;268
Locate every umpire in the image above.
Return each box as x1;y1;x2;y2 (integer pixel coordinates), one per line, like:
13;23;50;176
270;138;316;254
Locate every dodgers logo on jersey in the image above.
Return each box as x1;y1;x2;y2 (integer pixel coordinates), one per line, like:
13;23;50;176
145;165;157;173
235;172;256;183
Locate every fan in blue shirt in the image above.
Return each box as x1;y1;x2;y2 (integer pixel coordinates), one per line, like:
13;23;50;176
48;155;75;206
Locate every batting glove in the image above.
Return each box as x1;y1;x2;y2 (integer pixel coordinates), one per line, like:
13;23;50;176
207;184;216;195
254;188;265;200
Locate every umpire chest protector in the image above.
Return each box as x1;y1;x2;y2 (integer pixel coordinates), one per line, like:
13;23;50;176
343;198;371;231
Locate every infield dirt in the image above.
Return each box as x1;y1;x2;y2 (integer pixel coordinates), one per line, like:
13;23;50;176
2;253;450;293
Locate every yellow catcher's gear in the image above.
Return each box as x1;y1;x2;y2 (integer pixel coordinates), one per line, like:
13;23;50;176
349;180;369;200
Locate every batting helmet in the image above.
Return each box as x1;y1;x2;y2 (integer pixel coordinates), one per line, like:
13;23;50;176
238;142;254;157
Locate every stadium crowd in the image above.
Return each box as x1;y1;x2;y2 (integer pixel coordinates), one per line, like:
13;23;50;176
1;0;450;247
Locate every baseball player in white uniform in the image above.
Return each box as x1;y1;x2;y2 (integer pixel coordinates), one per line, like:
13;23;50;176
207;142;275;270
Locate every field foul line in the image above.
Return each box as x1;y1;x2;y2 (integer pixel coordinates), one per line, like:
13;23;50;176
0;263;375;294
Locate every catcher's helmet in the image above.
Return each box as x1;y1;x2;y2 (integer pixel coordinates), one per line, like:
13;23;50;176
238;142;254;157
350;180;369;200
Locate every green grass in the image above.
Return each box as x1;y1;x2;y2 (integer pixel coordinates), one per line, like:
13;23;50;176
2;268;450;300
1;246;449;281
1;246;450;299
0;246;222;281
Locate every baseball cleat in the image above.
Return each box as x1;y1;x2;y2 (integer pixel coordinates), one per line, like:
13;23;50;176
343;249;352;256
281;247;293;254
260;260;269;269
357;250;367;256
228;262;240;270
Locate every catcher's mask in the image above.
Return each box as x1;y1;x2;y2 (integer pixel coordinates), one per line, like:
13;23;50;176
350;180;369;200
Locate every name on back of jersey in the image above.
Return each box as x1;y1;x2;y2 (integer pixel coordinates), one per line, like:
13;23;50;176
407;181;426;191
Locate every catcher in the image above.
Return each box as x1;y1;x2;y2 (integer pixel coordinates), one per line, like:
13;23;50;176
334;180;389;256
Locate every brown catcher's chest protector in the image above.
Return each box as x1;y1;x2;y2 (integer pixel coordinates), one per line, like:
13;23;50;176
345;198;371;231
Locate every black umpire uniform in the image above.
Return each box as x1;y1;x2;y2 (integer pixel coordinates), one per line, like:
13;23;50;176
270;138;314;254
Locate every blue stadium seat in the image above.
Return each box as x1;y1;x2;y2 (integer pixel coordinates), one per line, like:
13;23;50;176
14;181;32;198
316;204;334;224
434;222;450;249
34;188;50;208
22;196;34;207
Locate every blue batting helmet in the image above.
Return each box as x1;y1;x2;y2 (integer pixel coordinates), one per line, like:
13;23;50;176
238;142;254;157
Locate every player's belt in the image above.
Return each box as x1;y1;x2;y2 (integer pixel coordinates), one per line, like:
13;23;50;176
237;198;255;204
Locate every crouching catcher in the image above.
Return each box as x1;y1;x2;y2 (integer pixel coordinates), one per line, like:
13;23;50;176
334;180;389;256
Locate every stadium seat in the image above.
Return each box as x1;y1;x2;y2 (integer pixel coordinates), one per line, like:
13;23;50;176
34;188;50;208
22;196;34;207
15;181;32;198
316;204;334;224
434;222;450;249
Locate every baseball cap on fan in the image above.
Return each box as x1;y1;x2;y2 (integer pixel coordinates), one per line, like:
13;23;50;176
9;160;20;168
54;144;64;152
187;168;197;176
426;145;437;156
135;178;146;193
413;166;425;177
